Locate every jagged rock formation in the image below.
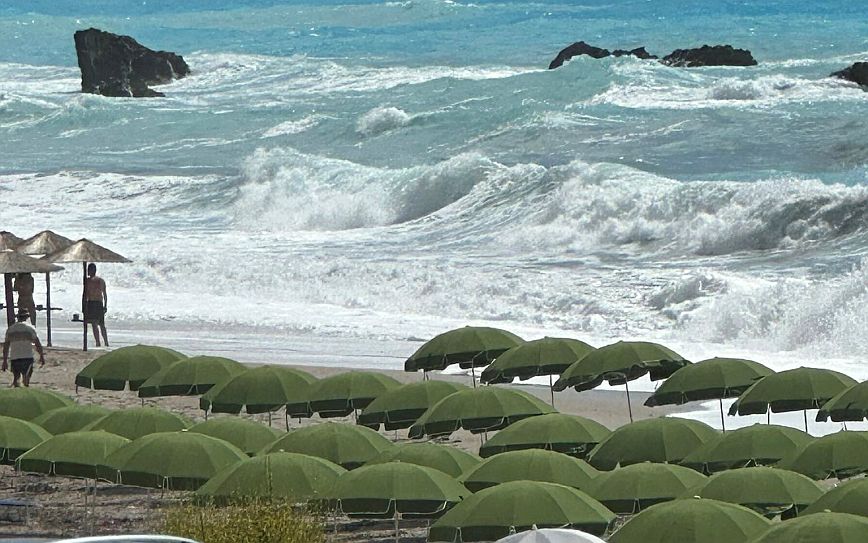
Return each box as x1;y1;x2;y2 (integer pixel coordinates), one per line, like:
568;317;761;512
831;62;868;87
661;44;757;67
548;41;656;69
74;28;190;97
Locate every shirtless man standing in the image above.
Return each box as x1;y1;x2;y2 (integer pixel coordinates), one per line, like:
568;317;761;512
83;263;109;347
13;273;36;325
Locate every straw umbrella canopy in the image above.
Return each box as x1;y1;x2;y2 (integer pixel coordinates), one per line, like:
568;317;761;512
587;417;718;471
84;406;191;440
0;387;74;421
0;415;51;465
729;367;857;432
608;498;770;543
0;231;22;251
408;386;554;439
588;462;706;514
480;337;595;405
645;357;773;430
494;529;607;543
680;424;812;474
199;365;317;419
0;249;63;326
817;382;868;422
16;430;130;479
479;413;611;459
747;512;868;543
307;371;401;418
76;345;186;391
188;418;282;456
802;479;868;517
32;404;112;435
688;467;823;518
777;431;868;480
366;442;482;478
259;422;394;470
428;481;615;541
553;341;689;422
358;381;468;431
137;355;245;398
460;449;598;493
195;452;345;505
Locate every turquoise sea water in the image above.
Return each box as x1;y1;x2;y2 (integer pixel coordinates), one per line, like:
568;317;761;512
1;0;867;376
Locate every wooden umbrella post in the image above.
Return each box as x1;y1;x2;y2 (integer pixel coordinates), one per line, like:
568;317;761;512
45;273;52;347
82;262;88;352
3;273;14;327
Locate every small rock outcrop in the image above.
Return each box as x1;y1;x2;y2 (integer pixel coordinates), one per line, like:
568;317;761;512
548;41;656;69
661;44;757;67
831;62;868;87
74;28;190;97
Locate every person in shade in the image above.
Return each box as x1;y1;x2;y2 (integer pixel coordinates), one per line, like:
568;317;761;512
2;310;45;387
83;263;109;347
13;272;36;325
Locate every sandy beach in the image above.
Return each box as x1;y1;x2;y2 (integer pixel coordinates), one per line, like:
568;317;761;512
0;346;682;541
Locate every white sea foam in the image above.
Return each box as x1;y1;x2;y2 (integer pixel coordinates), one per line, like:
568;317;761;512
355;106;414;136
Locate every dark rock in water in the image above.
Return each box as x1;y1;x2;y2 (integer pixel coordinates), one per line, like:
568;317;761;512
661;44;757;67
831;62;868;87
612;47;657;60
549;41;656;69
74;28;190;98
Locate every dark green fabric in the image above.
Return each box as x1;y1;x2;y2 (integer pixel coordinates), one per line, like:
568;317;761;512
480;337;595;384
189;418;282;456
690;467;823;517
0;387;74;421
137;356;245;398
479;413;611;459
817;382;868;422
778;431;868;480
0;415;51;465
729;367;857;416
404;327;524;372
32;405;111;435
589;463;706;514
802;479;868;516
358;381;468;430
680;424;812;474
460;449;598;492
366;442;481;478
75;345;185;391
645;358;772;407
260;422;393;470
199;365;316;416
747;512;868;543
307;371;401;417
84;407;191;440
17;430;129;479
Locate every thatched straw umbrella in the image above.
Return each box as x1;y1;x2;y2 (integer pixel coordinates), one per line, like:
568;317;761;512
0;232;23;251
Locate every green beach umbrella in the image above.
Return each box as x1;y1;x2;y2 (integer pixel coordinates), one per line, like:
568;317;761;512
587;417;718;471
75;344;185;391
608;498;770;543
408;386;554;439
478;413;611;459
137;355;245;398
428;481;615;541
84;407;191;440
16;430;129;479
0;415;51;464
358;381;468;431
404;326;524;373
645;357;773;430
260;422;394;469
199;365;317;419
0;387;74;421
366;442;481;478
689;467;823;518
589;462;707;514
480;337;595;405
188;418;282;456
553;341;689;422
460;449;598;492
817;381;868;422
195;452;345;505
99;431;247;490
680;424;813;474
32;404;111;435
747;512;868;543
802;479;868;517
777;431;868;480
307;371;401;418
728;367;857;432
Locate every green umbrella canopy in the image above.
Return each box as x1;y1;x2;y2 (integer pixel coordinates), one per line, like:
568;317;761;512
589;463;707;514
553;341;689;393
307;371;401;418
84;407;191;440
260;422;394;470
645;358;773;407
137;355;246;398
0;415;51;464
329;462;469;519
99;431;247;490
609;498;770;543
408;386;554;439
366;442;481;478
405;326;525;372
777;431;868;480
0;387;74;421
479;413;611;459
75;345;186;391
199;365;317;417
195;452;345;505
729;367;857;416
747;512;868;543
480;337;595;384
460;449;598;493
32;404;112;435
358;381;468;431
680;424;813;474
188;418;283;456
428;481;615;541
802;479;868;517
587;417;718;471
17;430;130;479
689;467;824;518
817;382;868;422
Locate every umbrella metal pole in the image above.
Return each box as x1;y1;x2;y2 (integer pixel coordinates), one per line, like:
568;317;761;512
471;365;476;388
82;262;88;352
804;410;809;434
625;380;634;423
549;374;555;408
719;399;726;432
394;509;400;543
4;273;14;327
45;273;52;346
